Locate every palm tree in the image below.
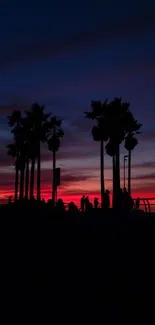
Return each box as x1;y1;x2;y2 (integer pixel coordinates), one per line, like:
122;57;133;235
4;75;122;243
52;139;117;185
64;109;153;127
85;100;109;208
25;149;29;200
21;116;33;200
105;139;118;207
29;134;37;200
18;150;26;200
7;142;19;201
8;110;22;129
105;98;131;208
13;120;28;201
7;110;23;201
25;103;50;201
46;116;64;205
124;111;142;196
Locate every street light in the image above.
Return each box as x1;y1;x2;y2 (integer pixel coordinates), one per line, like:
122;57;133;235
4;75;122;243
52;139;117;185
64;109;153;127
124;155;128;189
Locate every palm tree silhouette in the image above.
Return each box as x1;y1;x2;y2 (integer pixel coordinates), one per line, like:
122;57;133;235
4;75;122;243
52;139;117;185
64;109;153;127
105;139;118;207
85;100;109;208
7;142;19;201
106;98;142;206
25;147;29;200
105;98;132;207
29;133;37;200
22;116;34;200
18;149;26;200
13;122;27;200
46;116;64;205
124;111;142;195
25;103;50;201
7;110;23;201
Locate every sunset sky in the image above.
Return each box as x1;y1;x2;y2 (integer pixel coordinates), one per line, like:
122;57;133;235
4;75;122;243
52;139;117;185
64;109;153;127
0;1;155;205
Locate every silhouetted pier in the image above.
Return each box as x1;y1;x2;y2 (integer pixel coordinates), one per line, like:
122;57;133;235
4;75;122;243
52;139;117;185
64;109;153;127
132;197;155;213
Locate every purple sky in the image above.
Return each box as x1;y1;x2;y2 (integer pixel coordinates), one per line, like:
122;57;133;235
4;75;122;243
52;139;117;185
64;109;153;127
0;0;155;201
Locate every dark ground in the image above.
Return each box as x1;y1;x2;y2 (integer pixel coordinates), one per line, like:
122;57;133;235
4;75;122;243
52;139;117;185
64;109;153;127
0;205;155;323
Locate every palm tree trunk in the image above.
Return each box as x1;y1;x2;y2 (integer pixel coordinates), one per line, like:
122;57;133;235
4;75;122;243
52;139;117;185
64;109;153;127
15;163;19;202
128;149;131;196
114;145;120;209
52;150;56;205
112;155;116;208
15;152;19;202
37;141;41;201
113;145;120;209
19;168;24;200
115;144;120;192
25;157;29;200
100;139;104;208
30;158;35;200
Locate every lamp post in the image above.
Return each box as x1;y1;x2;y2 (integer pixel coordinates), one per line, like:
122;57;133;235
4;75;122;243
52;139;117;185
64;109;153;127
124;155;128;189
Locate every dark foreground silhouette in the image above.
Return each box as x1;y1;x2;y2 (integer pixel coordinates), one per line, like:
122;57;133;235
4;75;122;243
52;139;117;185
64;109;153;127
0;203;155;323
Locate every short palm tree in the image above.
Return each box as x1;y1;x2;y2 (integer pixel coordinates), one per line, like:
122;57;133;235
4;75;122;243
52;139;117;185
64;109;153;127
85;100;109;208
46;116;64;205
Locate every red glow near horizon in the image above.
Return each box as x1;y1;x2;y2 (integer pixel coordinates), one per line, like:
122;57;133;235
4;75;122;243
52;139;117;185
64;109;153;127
0;187;155;207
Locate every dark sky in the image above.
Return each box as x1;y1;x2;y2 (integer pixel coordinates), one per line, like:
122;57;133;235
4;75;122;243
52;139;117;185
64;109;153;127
0;0;155;203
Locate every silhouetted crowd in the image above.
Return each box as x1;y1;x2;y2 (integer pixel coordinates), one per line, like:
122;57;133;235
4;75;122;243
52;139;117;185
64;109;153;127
80;190;110;212
7;188;140;213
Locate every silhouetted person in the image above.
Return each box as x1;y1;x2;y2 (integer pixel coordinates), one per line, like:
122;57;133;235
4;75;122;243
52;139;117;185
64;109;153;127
88;201;93;209
80;195;85;212
136;197;140;210
68;201;78;213
56;198;65;212
85;196;90;211
94;197;99;209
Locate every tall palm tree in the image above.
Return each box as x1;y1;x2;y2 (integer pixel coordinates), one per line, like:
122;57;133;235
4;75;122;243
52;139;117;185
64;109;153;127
46;116;64;205
14;123;27;201
25;103;50;201
21;116;33;200
124;111;142;195
29;134;37;200
20;114;36;200
7;110;23;201
25;149;29;200
7;142;19;201
85;100;109;208
8;110;22;129
105;98;131;208
105;139;118;207
18;150;26;200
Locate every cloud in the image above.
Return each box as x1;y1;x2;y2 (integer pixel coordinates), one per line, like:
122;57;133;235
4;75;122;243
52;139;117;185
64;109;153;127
0;104;26;116
40;168;98;185
0;166;98;198
132;161;155;169
132;173;155;181
0;165;155;204
139;131;155;142
0;12;155;69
